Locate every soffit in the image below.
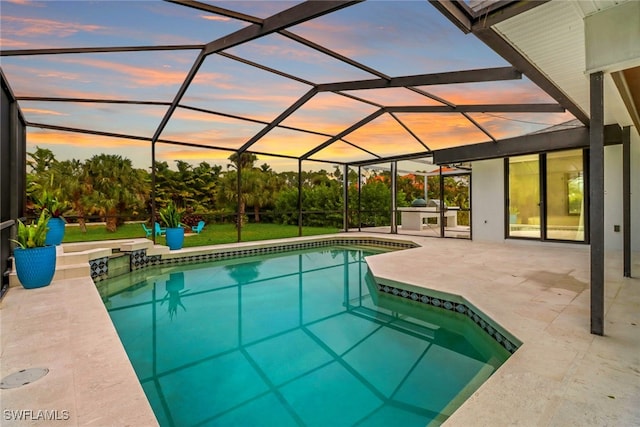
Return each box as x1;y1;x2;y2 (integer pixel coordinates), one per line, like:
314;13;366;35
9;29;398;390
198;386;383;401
494;0;637;128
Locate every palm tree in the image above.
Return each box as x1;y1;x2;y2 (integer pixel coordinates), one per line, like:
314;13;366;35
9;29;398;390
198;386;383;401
228;152;257;170
57;159;91;232
223;152;259;228
84;154;145;232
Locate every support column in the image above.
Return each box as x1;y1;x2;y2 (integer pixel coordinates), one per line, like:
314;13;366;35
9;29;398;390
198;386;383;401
298;160;303;237
151;141;157;244
390;162;398;234
237;162;242;242
590;72;605;336
439;166;445;237
343;164;349;232
358;166;362;231
623;126;631;277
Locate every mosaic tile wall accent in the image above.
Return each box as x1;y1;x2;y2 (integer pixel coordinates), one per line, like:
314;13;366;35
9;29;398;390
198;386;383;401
89;256;108;281
130;249;151;271
376;283;519;354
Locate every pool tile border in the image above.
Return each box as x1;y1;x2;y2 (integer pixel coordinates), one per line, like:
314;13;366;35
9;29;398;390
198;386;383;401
376;282;520;354
121;238;418;272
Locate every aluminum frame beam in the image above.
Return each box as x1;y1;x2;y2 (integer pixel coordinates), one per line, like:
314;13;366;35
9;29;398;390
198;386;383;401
0;45;203;56
316;67;521;92
237;88;318;154
384;104;563;113
433;126;589;164
300;109;386;160
203;1;359;55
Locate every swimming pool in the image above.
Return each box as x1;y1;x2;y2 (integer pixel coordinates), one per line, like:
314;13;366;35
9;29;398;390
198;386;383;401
98;246;510;426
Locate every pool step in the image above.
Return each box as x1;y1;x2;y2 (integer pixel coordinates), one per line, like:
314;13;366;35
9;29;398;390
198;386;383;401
8;261;90;288
8;246;101;288
8;239;168;288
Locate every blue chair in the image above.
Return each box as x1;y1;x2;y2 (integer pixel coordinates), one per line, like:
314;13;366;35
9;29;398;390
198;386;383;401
141;223;152;238
155;222;166;237
191;220;205;234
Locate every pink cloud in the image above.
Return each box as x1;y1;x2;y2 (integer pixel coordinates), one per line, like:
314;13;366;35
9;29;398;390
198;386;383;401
200;15;231;22
0;37;31;48
2;15;103;38
55;56;192;87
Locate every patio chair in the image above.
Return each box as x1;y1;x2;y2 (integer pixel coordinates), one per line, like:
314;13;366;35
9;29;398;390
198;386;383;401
191;220;205;234
141;223;152;238
155;222;166;237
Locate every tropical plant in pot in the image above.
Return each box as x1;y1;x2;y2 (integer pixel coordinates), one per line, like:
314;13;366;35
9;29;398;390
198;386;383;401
159;202;185;250
11;211;57;289
34;189;70;246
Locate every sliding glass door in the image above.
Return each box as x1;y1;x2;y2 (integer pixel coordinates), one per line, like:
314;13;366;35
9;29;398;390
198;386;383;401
507;155;541;239
546;150;585;241
507;149;586;243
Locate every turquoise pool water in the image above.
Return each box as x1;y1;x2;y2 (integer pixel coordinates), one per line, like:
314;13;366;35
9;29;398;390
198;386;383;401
98;246;510;427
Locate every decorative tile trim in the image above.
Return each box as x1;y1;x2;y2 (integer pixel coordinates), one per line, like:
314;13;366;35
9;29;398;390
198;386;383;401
89;256;109;281
376;283;520;354
97;237;416;282
152;238;416;267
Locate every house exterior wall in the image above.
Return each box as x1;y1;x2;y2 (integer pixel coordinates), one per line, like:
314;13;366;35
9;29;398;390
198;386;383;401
605;145;623;250
470;158;504;242
471;141;639;257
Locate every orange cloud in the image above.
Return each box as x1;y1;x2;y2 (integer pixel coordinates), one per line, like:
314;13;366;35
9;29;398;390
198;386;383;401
27;128;149;149
21;107;68;116
250;129;330;157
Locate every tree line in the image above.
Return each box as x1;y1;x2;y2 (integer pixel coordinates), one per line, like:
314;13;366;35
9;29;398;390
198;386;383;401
26;147;469;232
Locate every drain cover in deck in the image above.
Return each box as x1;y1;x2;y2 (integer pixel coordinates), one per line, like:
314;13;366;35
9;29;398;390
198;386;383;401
0;368;49;389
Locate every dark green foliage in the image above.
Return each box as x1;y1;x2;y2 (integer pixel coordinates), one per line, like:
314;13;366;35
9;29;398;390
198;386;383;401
181;213;205;228
25;148;470;233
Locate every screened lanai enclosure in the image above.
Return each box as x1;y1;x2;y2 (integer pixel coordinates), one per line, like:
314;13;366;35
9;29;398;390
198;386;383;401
0;0;585;240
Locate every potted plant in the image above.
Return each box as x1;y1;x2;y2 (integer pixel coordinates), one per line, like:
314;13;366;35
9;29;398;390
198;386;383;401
11;211;57;289
159;202;185;250
34;189;69;246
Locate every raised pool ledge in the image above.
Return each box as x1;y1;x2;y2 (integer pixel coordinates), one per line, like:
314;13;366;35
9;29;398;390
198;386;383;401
369;275;521;354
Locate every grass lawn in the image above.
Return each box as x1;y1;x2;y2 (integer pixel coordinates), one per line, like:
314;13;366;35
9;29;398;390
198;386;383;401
63;222;340;248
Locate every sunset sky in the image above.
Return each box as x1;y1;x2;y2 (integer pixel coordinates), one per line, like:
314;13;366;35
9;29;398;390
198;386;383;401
0;0;576;172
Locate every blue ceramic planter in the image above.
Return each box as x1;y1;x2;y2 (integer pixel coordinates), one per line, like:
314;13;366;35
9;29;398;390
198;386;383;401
165;227;184;250
45;217;65;246
13;245;57;289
